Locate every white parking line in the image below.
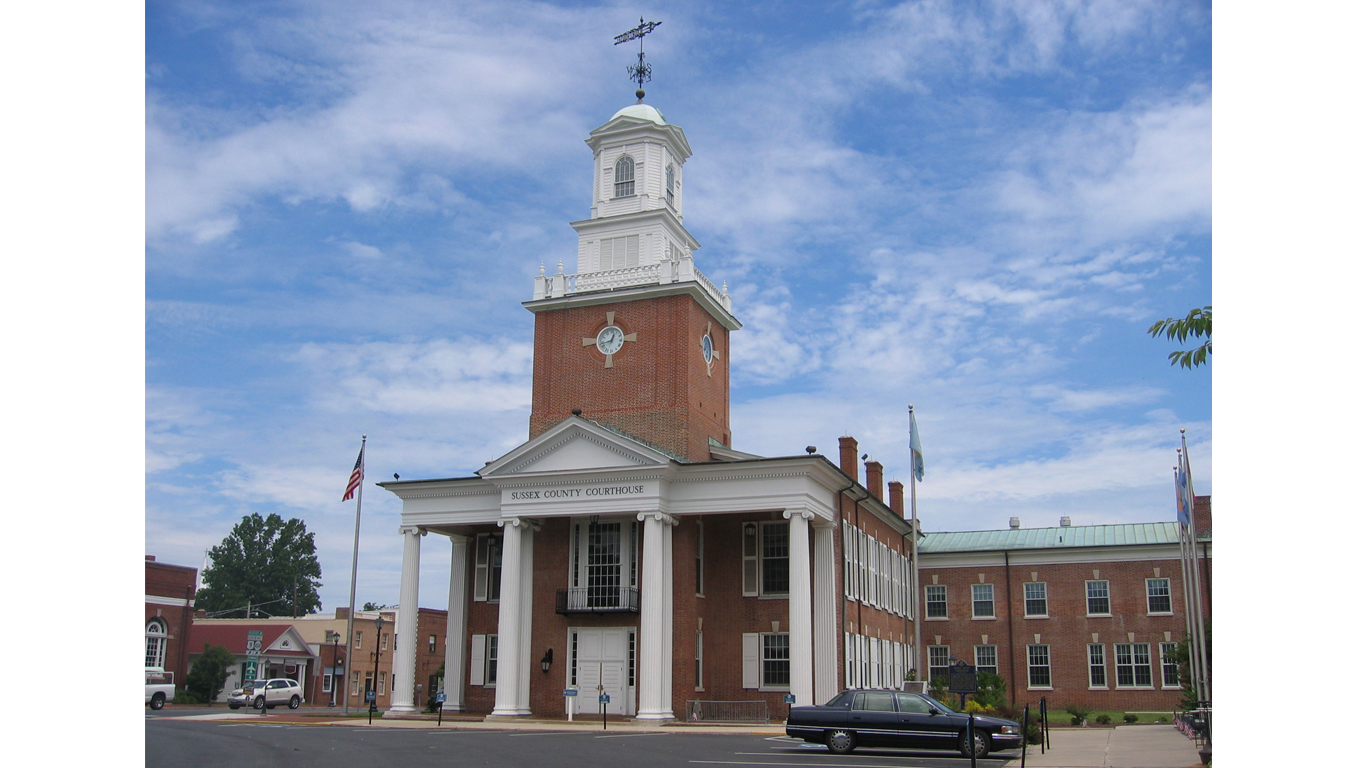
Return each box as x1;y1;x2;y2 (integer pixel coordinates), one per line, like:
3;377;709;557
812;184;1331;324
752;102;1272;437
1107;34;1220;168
594;732;667;739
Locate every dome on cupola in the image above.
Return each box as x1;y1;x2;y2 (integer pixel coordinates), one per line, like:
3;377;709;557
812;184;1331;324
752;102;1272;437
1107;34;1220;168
610;103;667;125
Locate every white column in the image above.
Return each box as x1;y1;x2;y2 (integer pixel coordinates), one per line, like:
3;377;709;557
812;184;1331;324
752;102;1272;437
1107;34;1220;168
490;519;525;717
811;520;838;704
662;516;675;715
443;534;471;711
635;511;676;720
516;522;536;715
388;526;425;714
785;510;814;707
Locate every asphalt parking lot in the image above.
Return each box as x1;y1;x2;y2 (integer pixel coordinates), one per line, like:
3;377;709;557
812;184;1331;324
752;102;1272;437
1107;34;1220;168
146;718;1016;768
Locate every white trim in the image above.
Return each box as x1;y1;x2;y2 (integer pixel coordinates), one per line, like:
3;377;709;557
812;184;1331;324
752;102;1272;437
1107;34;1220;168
144;594;195;607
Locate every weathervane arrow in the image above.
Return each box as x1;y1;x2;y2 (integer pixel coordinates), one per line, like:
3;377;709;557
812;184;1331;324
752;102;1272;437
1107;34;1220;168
614;17;662;102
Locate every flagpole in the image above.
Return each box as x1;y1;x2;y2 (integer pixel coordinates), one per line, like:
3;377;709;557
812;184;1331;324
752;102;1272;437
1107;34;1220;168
341;435;366;715
1181;431;1211;705
1174;459;1200;702
908;405;923;684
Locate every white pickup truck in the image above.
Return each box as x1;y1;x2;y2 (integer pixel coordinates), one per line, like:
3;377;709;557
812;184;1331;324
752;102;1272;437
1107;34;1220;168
145;667;176;710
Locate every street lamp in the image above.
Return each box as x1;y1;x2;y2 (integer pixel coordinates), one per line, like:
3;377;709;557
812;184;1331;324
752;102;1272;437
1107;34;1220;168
326;630;341;707
369;614;385;724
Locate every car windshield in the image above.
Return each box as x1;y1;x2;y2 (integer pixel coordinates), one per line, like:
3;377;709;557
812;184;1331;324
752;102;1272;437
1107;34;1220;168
924;695;956;714
824;691;851;707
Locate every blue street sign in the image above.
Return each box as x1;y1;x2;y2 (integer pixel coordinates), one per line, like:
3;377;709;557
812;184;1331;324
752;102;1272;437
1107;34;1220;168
783;694;796;704
366;690;376;702
435;692;446;704
563;689;578;697
599;693;610;704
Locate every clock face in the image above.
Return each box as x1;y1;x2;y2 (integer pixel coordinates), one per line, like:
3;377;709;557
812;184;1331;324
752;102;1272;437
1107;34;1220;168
702;333;714;363
596;325;625;355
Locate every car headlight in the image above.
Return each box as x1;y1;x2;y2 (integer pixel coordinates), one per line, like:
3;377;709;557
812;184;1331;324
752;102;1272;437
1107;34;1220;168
999;725;1020;735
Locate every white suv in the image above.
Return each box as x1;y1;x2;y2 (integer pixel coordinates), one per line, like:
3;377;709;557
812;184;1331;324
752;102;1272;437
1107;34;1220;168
228;678;303;710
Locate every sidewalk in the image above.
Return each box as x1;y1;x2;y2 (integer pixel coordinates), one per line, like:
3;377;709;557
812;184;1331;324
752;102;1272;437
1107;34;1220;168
1004;725;1205;768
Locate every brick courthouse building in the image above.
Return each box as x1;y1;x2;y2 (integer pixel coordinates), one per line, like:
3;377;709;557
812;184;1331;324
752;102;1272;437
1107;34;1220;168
374;101;1210;720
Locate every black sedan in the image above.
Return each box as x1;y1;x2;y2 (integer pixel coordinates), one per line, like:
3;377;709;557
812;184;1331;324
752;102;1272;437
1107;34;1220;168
785;689;1023;759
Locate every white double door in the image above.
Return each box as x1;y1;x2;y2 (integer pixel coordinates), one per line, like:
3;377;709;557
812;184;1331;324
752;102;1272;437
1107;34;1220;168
572;628;633;716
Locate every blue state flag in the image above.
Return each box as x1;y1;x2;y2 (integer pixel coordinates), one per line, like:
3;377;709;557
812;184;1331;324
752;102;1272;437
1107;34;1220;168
910;410;925;482
1175;461;1191;527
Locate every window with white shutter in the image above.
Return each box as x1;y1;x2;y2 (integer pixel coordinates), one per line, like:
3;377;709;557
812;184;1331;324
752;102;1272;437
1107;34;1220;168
741;632;760;689
469;634;486;686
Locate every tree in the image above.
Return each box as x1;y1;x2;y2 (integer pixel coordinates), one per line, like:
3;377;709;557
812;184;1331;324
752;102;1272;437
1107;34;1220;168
196;513;322;617
186;644;236;703
972;671;1008;709
1148;306;1211;369
361;602;393;612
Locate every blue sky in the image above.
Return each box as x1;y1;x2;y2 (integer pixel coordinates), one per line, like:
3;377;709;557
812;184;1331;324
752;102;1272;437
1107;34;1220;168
144;0;1212;613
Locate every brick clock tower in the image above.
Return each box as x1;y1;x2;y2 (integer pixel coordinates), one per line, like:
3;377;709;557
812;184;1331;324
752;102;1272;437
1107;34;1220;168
525;103;741;462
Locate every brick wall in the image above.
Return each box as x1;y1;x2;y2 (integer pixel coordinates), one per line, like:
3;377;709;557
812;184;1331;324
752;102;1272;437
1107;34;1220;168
145;558;198;684
528;293;730;461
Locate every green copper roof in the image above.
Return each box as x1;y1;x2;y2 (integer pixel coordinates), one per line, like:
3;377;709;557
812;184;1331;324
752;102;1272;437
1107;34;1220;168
611;103;667;125
919;522;1182;553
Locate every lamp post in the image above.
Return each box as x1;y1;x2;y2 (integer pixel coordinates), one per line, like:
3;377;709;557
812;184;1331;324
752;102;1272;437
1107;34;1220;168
326;631;340;707
368;614;385;725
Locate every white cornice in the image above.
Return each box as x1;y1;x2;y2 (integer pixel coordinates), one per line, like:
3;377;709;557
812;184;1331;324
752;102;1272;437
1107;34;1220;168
570;208;701;251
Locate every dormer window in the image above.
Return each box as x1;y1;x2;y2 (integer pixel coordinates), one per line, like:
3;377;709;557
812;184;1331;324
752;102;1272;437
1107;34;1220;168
665;164;675;207
614;156;636;198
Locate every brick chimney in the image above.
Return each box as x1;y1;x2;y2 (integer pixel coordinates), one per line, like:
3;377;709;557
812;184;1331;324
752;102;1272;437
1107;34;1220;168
145;555;156;561
838;436;859;479
887;481;905;517
865;461;884;504
1194;495;1212;538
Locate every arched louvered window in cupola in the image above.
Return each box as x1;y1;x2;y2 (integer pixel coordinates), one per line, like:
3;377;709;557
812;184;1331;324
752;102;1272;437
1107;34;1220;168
614;156;636;198
665;164;675;207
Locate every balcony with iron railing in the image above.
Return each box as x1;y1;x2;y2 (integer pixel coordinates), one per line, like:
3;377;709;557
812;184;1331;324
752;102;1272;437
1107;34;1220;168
555;586;640;615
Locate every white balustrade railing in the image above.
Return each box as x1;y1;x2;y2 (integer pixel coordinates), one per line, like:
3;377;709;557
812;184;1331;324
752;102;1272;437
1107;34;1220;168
533;255;731;313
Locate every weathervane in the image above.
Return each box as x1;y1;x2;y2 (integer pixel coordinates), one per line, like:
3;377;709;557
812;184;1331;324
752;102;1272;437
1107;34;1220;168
614;17;662;103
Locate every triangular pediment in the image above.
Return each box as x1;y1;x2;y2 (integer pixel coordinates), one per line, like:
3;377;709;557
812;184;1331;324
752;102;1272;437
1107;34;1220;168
479;417;674;477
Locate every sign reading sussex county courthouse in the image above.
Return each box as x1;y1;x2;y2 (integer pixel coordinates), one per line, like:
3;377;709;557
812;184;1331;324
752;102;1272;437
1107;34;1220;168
504;484;648;504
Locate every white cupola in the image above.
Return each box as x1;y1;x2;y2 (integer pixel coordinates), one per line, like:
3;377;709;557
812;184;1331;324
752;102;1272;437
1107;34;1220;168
528;103;733;321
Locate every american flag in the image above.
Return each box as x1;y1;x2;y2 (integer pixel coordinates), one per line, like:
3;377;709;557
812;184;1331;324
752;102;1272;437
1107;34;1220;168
342;443;365;501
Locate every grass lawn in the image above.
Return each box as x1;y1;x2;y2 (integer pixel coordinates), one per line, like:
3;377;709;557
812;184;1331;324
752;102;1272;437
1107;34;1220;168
1040;709;1173;725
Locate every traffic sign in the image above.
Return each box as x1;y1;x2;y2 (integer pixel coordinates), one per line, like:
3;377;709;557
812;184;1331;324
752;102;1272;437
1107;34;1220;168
243;660;257;680
246;630;264;659
435;692;447;704
563;689;578;697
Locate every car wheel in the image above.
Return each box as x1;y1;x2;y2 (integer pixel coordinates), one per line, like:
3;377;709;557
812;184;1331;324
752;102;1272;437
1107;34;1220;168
253;696;265;710
150;693;165;711
289;695;301;710
960;728;990;759
826;729;857;755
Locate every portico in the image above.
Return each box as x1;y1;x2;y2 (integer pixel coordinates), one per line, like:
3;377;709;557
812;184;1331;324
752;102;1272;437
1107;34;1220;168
380;416;859;719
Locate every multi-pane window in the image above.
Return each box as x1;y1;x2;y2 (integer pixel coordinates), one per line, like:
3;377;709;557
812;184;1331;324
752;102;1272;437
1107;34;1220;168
145;619;168;669
354;631;363;649
474;533;503;602
1088;644;1107;688
925;585;948;618
381;633;389;650
742;523;759;595
1115;643;1153;687
762;633;790;688
322;673;333;693
378;671;387;696
486;635;499;685
928;645;950;683
761;522;790;595
351;671;360;695
695;631;704;689
1086;580;1111;615
429;635;436;653
1027;645;1052;688
696;520;704;595
1160;642;1180;688
1024;582;1048;616
1147;578;1173;613
975;645;998;676
665;164;675;207
613;156;636;197
972;584;995;618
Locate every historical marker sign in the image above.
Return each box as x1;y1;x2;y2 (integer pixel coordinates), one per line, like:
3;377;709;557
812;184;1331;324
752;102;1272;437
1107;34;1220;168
947;660;978;694
783;694;797;704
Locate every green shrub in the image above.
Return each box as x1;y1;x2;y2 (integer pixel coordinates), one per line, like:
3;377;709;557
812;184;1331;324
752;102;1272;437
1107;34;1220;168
1095;714;1111;724
187;644;236;703
1123;713;1139;723
972;672;1009;710
1064;703;1091;726
1157;716;1168;724
175;687;204;705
